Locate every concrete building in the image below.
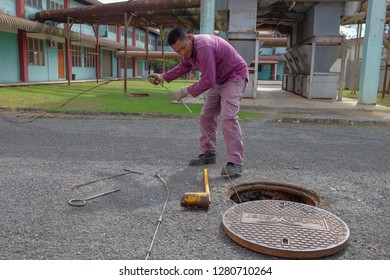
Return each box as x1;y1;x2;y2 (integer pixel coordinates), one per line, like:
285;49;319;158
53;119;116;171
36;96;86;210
0;0;160;83
1;0;388;104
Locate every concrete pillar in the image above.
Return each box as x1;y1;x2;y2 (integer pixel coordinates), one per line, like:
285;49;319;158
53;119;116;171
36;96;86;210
358;0;387;105
16;0;28;82
200;0;215;34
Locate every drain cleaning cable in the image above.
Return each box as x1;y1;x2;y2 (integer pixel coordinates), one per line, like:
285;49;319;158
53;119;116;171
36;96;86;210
1;80;170;259
160;84;243;203
1;80;112;125
145;172;170;260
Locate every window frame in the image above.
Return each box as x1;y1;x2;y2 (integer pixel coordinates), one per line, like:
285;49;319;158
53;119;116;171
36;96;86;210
27;38;45;66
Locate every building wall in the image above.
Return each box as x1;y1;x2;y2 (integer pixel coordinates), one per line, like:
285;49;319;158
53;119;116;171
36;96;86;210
258;47;286;80
0;31;19;82
27;40;61;81
0;0;161;83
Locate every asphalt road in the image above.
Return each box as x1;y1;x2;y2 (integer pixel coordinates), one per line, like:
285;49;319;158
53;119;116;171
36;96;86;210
0;113;389;260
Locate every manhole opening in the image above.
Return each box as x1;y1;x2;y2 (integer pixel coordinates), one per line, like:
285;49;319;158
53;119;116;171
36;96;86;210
229;182;321;207
127;93;149;98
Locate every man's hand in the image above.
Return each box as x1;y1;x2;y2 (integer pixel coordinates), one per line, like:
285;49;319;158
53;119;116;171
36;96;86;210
148;73;164;85
172;87;189;101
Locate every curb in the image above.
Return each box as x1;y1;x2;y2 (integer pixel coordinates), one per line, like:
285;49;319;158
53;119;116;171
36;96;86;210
269;117;390;127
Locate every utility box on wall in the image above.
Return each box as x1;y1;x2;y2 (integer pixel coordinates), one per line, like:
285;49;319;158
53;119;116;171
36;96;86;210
298;3;343;43
301;73;339;99
282;2;343;99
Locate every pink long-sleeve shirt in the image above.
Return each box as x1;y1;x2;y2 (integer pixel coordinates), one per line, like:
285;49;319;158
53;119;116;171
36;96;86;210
162;34;248;97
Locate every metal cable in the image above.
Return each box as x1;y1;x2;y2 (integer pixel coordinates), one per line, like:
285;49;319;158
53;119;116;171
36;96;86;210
161;84;243;203
145;172;170;260
1;80;112;125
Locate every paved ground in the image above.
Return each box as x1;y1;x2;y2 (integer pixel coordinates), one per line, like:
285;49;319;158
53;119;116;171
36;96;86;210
1;85;389;260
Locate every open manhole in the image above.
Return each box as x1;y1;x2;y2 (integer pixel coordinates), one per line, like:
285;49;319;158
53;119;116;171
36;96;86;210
229;182;321;207
127;93;149;98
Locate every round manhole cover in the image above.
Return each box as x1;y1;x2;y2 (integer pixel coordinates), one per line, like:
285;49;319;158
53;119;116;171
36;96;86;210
222;200;350;259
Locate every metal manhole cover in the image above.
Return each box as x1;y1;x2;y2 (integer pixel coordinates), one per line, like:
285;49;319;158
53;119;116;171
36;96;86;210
222;200;350;259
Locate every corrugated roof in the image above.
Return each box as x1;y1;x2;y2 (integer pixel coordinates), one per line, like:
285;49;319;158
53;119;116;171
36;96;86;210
0;13;143;51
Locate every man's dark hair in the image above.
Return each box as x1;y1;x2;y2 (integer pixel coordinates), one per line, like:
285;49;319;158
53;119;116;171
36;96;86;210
167;28;188;45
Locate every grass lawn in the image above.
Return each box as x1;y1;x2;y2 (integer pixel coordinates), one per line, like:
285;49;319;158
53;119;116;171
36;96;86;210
0;80;260;120
342;89;390;107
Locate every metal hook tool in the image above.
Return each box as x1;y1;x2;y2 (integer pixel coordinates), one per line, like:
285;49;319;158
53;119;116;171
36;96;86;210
160;83;243;203
160;84;193;114
68;188;121;207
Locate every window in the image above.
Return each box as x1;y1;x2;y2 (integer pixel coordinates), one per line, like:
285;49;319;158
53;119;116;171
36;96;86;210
121;58;133;69
120;27;133;38
27;38;45;66
47;0;63;10
84;47;96;68
26;0;43;9
108;25;117;33
138;33;145;43
158;40;169;47
72;45;82;67
149;37;156;46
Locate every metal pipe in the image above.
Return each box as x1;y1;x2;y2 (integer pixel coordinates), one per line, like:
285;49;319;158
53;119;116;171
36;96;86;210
259;37;288;48
160;26;166;73
30;0;201;24
0;13;142;51
116;50;181;60
66;18;72;86
308;42;316;99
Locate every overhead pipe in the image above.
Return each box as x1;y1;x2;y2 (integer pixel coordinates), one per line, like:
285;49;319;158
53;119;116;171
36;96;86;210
137;8;200;17
258;55;284;61
259;37;288;47
30;0;201;25
0;12;61;35
0;13;142;51
116;50;181;60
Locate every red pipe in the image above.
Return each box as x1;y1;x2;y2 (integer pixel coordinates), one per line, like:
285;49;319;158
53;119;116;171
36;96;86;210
30;0;201;26
116;51;181;60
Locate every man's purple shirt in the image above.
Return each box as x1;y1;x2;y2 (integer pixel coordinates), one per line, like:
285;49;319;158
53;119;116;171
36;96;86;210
162;34;248;97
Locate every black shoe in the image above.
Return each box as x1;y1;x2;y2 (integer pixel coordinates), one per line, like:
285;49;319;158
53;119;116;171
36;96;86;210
188;151;216;166
221;162;243;176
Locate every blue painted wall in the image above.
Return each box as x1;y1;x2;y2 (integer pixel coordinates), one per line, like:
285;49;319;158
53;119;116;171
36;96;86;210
0;31;19;82
257;47;286;80
0;0;163;83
